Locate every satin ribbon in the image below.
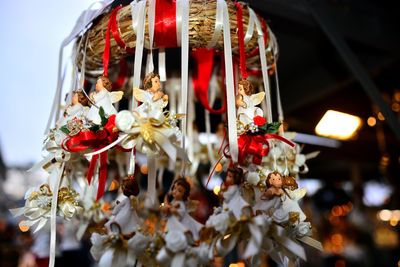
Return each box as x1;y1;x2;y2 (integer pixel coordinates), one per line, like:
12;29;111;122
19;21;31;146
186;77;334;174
235;3;248;79
154;0;178;47
220;0;239;163
238;133;295;165
102;7;116;77
29;139;71;173
176;0;190;173
207;0;224;48
154;0;178;80
63;115;118;200
146;0;155;73
110;6;135;53
192;49;227;114
251;9;273;122
49;165;65;267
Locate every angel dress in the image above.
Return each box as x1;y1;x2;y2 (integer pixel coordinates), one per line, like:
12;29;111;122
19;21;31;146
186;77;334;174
105;196;142;235
56;103;89;128
272;188;307;224
252;188;283;216
222;185;249;219
87;89;122;125
134;88;167;120
166;200;203;240
237;92;265;125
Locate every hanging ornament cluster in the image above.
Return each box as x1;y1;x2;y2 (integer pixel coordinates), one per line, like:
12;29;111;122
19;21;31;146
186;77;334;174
11;0;323;266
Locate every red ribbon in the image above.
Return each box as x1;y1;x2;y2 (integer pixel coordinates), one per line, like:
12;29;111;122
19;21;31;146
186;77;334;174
154;0;178;48
110;6;135;53
192;49;227;114
238;133;295;165
103;8;114;77
235;3;248;79
63;115;118;200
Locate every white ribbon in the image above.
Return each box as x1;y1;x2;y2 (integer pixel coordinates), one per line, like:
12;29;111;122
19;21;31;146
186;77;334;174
49;163;65;267
147;152;157;206
244;6;256;44
221;0;239;162
207;0;224;48
131;0;147;105
251;8;273;122
159;48;167;81
204;68;217;165
176;0;190;173
146;0;156;74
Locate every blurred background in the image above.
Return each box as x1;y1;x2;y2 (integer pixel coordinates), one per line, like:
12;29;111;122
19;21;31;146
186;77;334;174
0;0;399;266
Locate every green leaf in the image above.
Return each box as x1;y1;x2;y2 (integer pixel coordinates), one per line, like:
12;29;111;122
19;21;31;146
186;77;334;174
265;122;281;134
60;125;70;135
99;107;108;126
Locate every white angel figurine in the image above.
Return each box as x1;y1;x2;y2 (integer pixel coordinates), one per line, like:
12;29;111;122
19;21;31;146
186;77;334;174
105;176;141;235
133;73;168;120
253;171;284;215
57;90;89;128
221;167;249;219
86;76;124;125
236;79;265;125
161;178;203;240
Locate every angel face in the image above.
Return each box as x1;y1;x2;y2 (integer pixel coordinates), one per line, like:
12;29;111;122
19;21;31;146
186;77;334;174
95;78;104;92
71;92;79;105
238;84;246;96
268;173;283;188
149;76;161;93
172;184;186;201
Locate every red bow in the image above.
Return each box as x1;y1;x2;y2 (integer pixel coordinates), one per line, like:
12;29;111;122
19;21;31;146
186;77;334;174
238;133;295;165
63;115;118;200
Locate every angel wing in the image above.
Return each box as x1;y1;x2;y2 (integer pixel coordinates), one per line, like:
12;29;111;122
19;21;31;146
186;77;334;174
185;199;200;213
110;91;124;103
250;92;265;106
133;87;147;103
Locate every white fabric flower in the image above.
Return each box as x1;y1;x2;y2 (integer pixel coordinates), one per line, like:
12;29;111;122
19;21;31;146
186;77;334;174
59;202;77;218
90;233;108;261
128;232;151;255
116;111;135;132
296;222;312;237
206;212;230;234
246;172;260;186
165;230;188;253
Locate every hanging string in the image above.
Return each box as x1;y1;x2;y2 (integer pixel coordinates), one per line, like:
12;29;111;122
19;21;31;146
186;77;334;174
235;2;248;79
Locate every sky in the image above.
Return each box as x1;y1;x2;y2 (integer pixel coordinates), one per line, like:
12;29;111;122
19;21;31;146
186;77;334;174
0;0;98;166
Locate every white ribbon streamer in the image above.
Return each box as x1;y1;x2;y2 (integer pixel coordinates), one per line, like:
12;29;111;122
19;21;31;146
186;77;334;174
222;0;239;162
176;0;190;173
159;48;167;81
207;0;224;48
244;6;256;44
49;163;65;267
146;0;156;74
147;153;157;206
251;8;273;122
131;0;147;105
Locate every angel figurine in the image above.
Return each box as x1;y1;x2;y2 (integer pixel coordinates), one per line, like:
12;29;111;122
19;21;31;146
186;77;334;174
86;76;124;125
253;171;284;215
104;176;141;235
221;167;249;219
236;79;265;125
161;177;203;240
56;90;89;128
133;73;168;120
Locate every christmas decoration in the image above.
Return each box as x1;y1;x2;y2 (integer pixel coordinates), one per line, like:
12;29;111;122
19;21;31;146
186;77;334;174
11;1;323;266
